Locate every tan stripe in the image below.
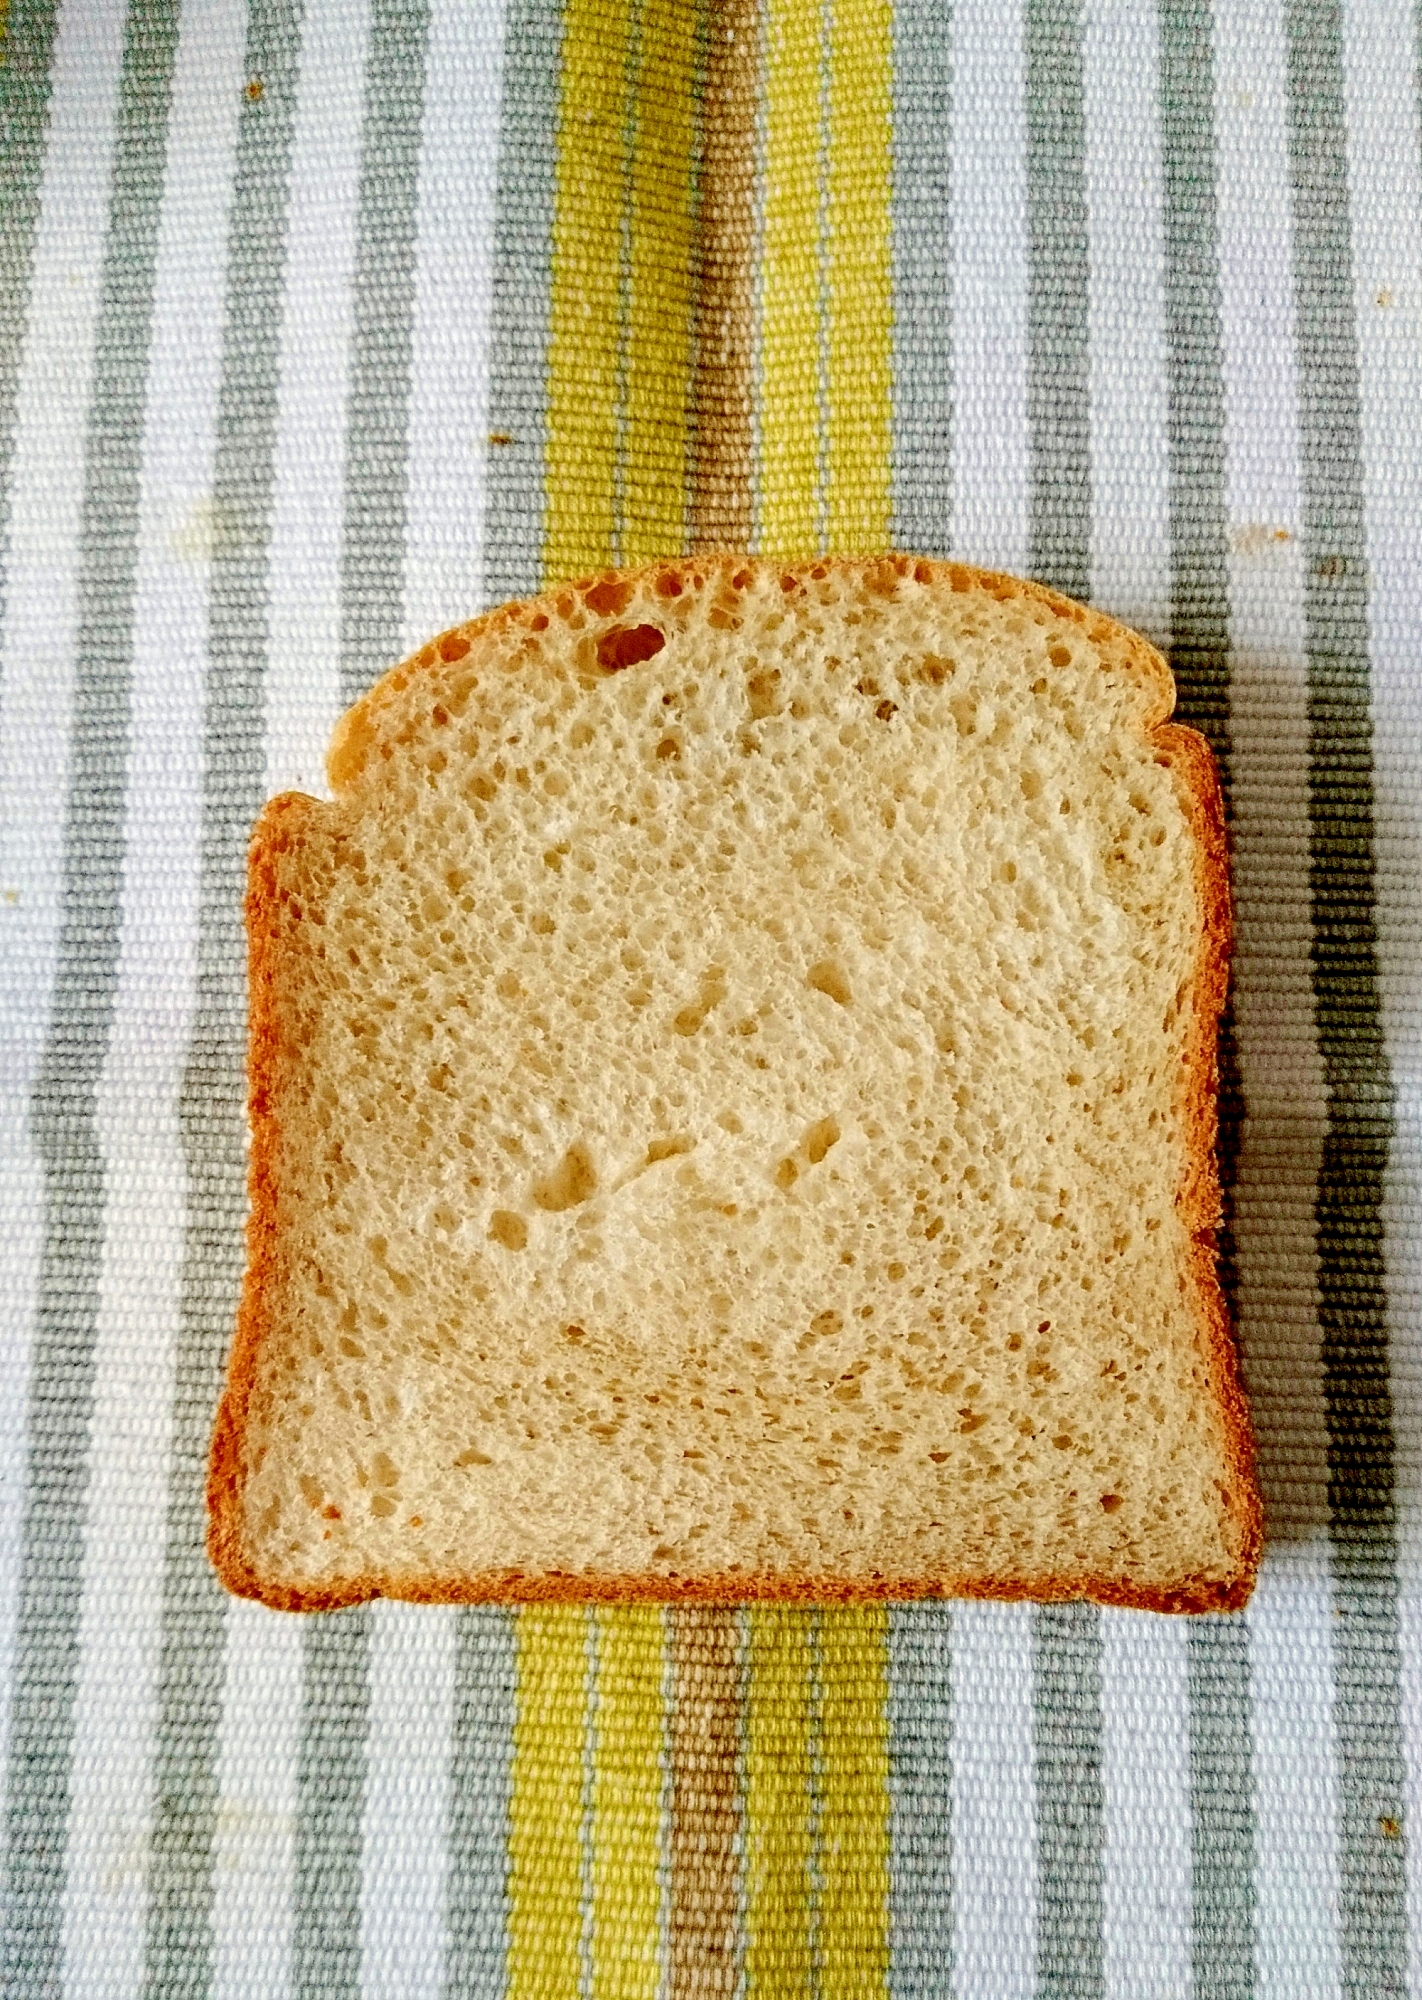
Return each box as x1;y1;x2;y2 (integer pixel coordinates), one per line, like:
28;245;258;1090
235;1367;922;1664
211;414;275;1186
668;1606;742;1996
672;19;758;1963
689;0;759;553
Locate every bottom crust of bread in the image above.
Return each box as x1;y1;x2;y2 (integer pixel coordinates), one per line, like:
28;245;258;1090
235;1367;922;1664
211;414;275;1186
209;1381;1260;1619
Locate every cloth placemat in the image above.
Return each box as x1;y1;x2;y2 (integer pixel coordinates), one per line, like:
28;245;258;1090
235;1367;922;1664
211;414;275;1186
2;1;1419;1994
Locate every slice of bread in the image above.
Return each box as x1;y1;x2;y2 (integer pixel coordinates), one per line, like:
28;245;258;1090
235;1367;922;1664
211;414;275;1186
208;555;1261;1614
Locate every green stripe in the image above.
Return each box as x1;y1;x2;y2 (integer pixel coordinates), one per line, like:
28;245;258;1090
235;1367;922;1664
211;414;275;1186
292;6;435;1985
888;0;952;555
1157;9;1257;1992
1284;4;1409;1992
337;0;431;708
140;8;306;1995
1158;0;1232;760
885;1605;954;1994
294;1614;372;1999
0;5;183;1991
481;0;562;601
1023;6;1103;1991
1031;1603;1103;2000
1185;1618;1255;2000
442;1612;517;2000
884;10;957;1951
0;0;61;648
437;8;562;1983
1025;0;1090;603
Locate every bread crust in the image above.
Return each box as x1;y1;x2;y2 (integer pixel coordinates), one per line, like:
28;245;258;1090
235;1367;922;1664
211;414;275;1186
207;556;1262;1616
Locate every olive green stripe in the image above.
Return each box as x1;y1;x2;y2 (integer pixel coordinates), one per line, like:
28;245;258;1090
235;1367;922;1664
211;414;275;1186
293;1614;372;2000
441;7;563;1988
887;0;952;555
1024;5;1104;1992
443;1612;517;2000
0;0;61;653
480;0;562;602
1025;0;1090;604
1284;3;1409;1992
336;0;431;709
293;4;433;1991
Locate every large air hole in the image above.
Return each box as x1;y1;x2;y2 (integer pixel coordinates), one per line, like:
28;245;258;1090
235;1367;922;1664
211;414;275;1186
531;1142;599;1212
645;1136;693;1165
804;1117;841;1165
807;960;851;1006
597;623;666;672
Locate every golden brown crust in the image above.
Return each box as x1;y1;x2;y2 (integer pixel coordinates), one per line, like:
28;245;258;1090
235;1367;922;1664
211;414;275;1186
1151;719;1263;1594
207;1562;1252;1618
205;792;317;1605
207;554;1262;1616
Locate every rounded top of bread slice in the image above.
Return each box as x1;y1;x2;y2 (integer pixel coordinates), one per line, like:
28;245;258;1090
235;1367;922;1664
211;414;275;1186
327;556;1178;796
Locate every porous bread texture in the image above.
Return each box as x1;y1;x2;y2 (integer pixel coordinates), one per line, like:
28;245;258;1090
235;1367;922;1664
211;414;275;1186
209;555;1261;1614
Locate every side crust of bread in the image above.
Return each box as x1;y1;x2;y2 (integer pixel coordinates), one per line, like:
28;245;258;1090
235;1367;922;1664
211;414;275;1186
206;555;1263;1615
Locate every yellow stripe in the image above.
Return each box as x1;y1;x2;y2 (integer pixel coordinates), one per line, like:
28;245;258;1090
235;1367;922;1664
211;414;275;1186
758;0;823;557
823;0;894;550
590;1607;667;2000
744;1606;815;1993
622;0;698;562
546;0;633;578
818;1606;893;1995
507;1606;590;2000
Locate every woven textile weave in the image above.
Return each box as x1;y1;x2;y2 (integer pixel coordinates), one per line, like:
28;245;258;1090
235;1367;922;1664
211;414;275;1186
1;0;1419;1994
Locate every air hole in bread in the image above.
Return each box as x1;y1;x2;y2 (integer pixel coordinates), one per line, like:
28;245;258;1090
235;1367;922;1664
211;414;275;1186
488;1210;527;1251
646;1136;693;1165
747;667;781;719
807;959;851;1006
531;1143;598;1212
583;577;633;618
597;623;665;672
804;1117;841;1166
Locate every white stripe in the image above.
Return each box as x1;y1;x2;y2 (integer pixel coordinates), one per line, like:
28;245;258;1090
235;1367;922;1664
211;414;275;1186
359;1603;458;2000
950;1601;1036;2000
1338;0;1422;1983
949;0;1029;574
210;1599;305;2000
261;0;370;804
1248;1553;1344;2000
1213;2;1343;1993
0;0;127;1866
56;5;248;1993
1082;0;1170;646
1391;1136;1422;2000
211;6;371;1993
1099;1613;1192;2000
399;0;507;651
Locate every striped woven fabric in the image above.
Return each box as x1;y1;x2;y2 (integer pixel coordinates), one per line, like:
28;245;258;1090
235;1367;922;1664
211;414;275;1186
1;0;1419;1994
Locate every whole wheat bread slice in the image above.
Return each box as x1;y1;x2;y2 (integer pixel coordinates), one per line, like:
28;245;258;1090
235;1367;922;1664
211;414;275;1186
208;555;1261;1614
